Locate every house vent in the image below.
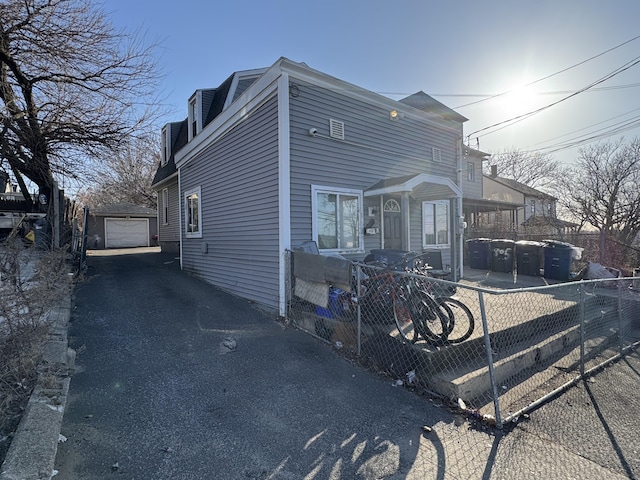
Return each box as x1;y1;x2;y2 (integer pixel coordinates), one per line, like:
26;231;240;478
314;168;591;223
432;147;442;163
329;119;345;140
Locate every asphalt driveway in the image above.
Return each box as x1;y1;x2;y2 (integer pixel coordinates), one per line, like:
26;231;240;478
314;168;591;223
53;249;637;479
54;249;450;479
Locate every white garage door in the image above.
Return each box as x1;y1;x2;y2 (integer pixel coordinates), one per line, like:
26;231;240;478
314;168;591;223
104;218;149;248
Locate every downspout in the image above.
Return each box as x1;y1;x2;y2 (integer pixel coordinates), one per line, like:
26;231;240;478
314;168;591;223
277;72;292;318
178;169;183;269
456;138;464;280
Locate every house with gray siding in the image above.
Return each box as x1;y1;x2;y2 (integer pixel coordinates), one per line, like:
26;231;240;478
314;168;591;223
152;57;471;315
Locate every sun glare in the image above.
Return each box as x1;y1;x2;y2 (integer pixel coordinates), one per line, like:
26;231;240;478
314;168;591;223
499;85;537;117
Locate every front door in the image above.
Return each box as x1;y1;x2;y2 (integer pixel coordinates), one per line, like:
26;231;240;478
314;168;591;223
383;197;402;250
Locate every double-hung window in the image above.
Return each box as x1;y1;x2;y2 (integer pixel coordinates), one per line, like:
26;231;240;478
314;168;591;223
162;188;169;225
422;200;450;248
184;186;202;238
312;186;363;252
467;161;475;182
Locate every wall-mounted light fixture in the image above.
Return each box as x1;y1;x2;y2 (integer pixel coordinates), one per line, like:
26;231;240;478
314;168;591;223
389;110;404;121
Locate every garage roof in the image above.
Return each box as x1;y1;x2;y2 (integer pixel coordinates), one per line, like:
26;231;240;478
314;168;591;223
91;203;156;217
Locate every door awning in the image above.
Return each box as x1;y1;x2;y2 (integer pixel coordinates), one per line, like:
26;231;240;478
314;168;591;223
364;173;462;201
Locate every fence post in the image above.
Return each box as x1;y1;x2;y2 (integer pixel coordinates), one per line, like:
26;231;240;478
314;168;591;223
617;279;624;353
356;263;362;356
478;290;502;428
579;282;585;377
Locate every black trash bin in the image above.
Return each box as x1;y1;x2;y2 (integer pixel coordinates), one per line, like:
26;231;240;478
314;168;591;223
515;240;544;276
466;238;492;269
490;239;515;273
543;240;573;281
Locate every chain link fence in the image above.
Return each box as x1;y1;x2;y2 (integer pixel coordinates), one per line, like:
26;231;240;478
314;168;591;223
286;249;640;478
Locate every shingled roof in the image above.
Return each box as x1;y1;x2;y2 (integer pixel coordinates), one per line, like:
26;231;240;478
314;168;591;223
485;175;556;200
399;91;468;123
91;202;156;217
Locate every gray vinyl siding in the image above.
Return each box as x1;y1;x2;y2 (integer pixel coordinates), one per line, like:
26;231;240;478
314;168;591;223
461;156;483;199
158;180;180;243
288;78;462;258
180;95;280;308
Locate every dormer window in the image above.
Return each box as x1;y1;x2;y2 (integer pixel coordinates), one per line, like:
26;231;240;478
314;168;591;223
161;125;170;166
189;96;198;140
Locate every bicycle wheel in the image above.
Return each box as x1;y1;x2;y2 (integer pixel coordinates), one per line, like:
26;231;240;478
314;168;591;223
394;288;448;344
412;292;449;344
393;291;420;343
436;297;475;343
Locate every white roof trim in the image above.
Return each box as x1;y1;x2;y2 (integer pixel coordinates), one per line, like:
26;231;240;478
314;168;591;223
278;57;464;132
175;57;463;168
175;65;282;167
364;173;462;198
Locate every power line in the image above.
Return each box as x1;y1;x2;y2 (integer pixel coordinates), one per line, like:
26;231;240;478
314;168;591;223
534;116;640;154
533;106;640;146
409;82;640;99
453;34;640;109
465;55;640;140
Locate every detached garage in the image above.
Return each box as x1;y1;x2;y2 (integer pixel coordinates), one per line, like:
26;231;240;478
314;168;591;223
87;203;158;249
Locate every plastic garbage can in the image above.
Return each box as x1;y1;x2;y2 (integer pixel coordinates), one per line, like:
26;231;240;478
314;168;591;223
515;240;544;276
315;288;345;319
490;239;515;273
466;238;492;269
543;240;573;281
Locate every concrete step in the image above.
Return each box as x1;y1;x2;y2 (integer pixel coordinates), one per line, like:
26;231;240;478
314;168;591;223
426;302;619;406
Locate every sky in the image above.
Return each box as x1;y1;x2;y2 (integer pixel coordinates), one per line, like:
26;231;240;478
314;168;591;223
105;0;640;169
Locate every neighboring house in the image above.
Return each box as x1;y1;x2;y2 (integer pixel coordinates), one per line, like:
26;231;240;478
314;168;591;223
151;57;470;315
87;203;157;249
482;168;576;234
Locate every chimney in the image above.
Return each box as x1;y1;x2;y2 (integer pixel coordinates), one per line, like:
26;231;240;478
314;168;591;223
490;165;498;177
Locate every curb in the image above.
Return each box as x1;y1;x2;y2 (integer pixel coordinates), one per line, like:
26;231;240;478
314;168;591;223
0;295;74;480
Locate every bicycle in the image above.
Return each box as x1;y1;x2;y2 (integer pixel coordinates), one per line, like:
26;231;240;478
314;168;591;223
328;257;450;344
311;251;474;346
410;255;475;345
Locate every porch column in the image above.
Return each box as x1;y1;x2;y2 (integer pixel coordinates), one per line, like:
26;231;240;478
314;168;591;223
401;192;410;251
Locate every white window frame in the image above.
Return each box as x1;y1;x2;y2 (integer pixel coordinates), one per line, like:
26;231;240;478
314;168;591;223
422;200;450;248
467;161;475;182
161;126;169;166
162;188;169;225
184;186;202;238
311;185;363;253
188;95;198;140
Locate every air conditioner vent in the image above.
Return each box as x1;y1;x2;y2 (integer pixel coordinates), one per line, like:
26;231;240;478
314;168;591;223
432;147;442;163
329;119;345;140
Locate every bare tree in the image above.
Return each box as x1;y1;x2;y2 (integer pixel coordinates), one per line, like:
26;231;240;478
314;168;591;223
0;0;163;211
484;148;561;192
560;138;640;245
77;135;159;209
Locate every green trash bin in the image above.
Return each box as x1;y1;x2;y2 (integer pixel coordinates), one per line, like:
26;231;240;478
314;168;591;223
515;241;543;276
490;239;515;273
